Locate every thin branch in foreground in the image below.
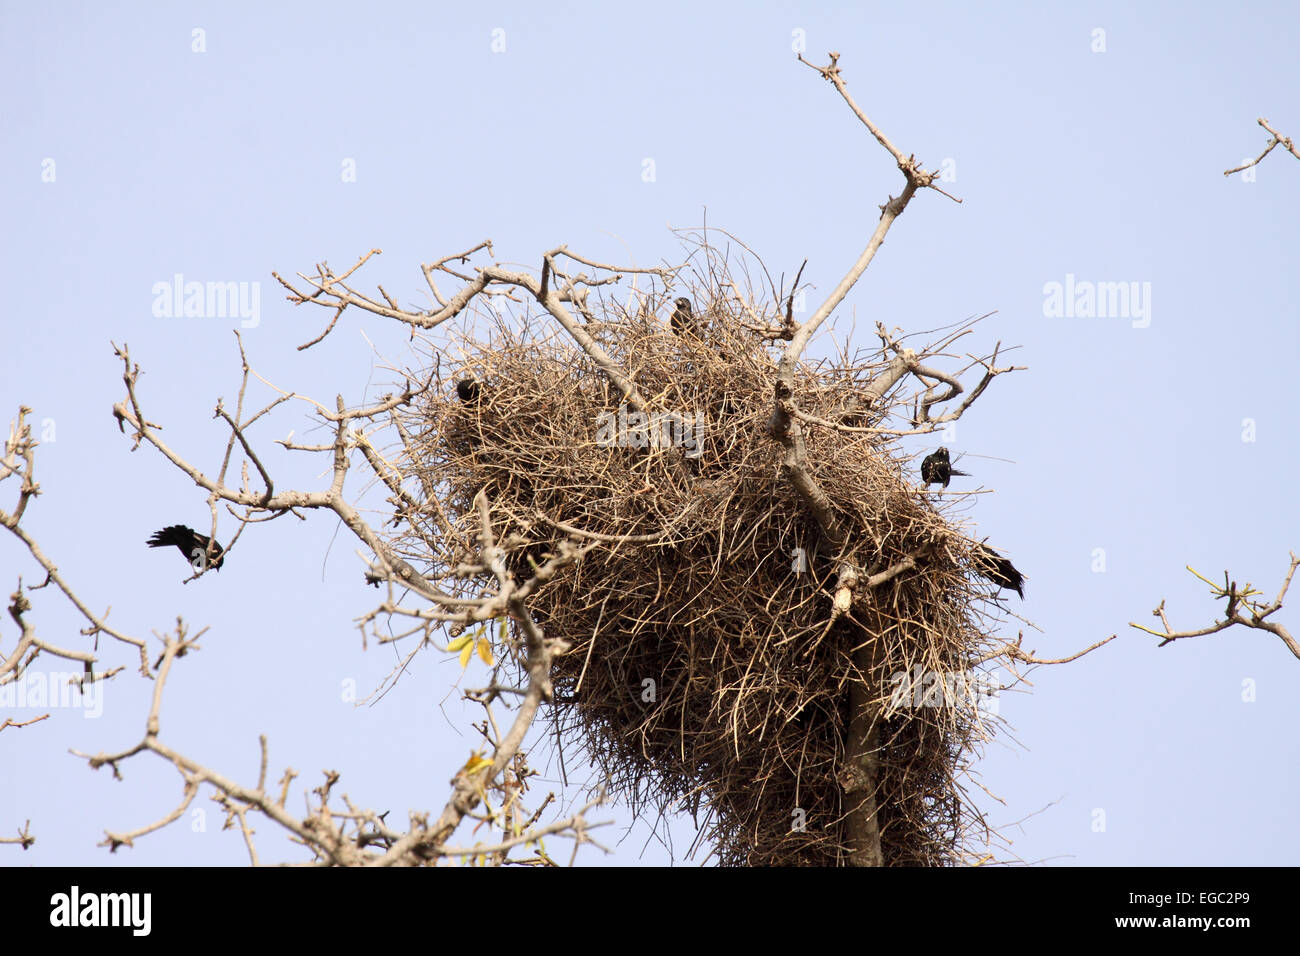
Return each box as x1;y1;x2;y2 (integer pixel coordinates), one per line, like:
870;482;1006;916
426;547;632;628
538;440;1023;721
1223;118;1300;175
66;624;602;865
0;820;35;849
1131;554;1299;661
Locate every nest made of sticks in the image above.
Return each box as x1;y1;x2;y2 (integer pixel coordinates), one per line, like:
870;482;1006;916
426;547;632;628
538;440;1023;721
402;281;1011;866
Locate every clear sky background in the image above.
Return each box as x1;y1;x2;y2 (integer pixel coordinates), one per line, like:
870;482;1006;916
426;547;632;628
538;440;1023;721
2;1;1297;867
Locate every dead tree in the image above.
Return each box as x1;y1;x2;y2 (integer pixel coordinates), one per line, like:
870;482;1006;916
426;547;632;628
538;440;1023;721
3;52;1117;865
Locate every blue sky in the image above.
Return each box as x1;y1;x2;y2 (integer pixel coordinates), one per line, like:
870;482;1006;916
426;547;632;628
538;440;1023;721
2;0;1298;866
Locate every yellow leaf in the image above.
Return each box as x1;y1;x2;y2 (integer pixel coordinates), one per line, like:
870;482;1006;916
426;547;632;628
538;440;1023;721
476;638;494;666
498;617;508;642
446;634;473;653
459;640;473;668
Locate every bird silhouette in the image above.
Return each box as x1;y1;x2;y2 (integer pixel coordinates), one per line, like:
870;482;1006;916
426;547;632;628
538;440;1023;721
456;379;480;404
147;525;224;571
920;447;969;489
670;297;695;337
972;543;1023;599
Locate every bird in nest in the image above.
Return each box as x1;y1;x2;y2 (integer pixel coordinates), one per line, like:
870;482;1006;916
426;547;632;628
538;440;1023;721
972;543;1024;599
456;378;481;404
670;297;696;337
920;446;969;489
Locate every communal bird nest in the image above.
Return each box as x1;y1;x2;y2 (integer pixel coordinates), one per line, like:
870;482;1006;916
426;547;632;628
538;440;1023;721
400;254;1022;866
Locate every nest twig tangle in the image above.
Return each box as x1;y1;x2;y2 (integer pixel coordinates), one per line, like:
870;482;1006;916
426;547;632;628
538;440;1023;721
400;223;1030;866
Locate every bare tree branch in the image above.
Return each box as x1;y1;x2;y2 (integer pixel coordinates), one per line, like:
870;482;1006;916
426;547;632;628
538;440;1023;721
1131;554;1299;660
1223;117;1300;175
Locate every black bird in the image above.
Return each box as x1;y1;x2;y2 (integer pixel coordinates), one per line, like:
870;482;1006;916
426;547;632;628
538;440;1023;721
920;447;969;489
456;379;480;404
670;297;695;337
147;525;224;572
972;543;1024;599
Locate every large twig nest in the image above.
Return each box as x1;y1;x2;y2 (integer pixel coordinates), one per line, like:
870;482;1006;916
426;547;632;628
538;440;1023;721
402;272;1010;865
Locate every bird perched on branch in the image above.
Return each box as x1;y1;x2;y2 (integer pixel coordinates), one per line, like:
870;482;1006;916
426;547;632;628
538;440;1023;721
456;378;481;404
972;543;1023;599
147;525;225;571
670;297;695;337
920;447;969;489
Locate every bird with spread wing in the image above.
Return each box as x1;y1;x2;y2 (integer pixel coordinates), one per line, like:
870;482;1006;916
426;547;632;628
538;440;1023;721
147;525;225;572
